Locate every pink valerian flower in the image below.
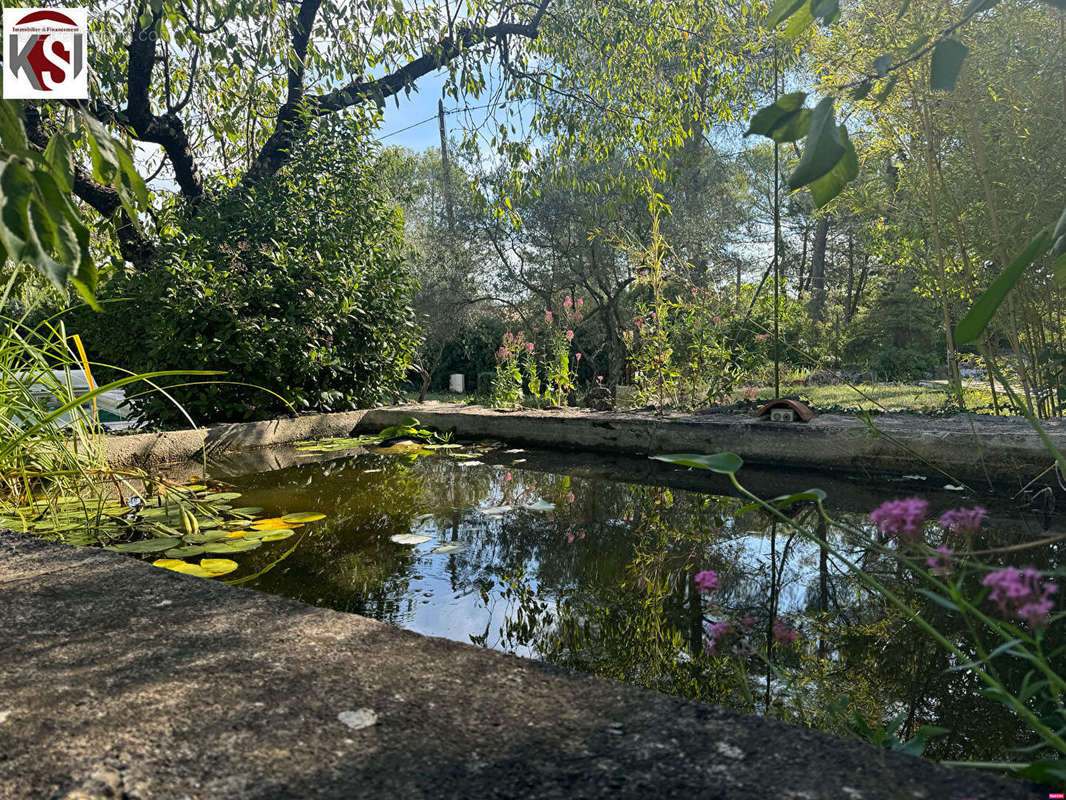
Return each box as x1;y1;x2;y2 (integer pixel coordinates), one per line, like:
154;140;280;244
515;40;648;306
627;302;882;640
691;286;699;296
567;492;575;503
926;545;954;576
575;352;582;362
743;386;757;401
870;497;929;541
502;332;514;346
596;375;604;383
633;317;645;329
533;327;539;333
754;333;770;341
576;298;583;308
712;315;722;325
566;531;586;543
705;621;734;655
525;341;535;353
574;312;583;322
564;295;573;309
544;310;553;324
496;346;512;362
504;472;512;482
939;506;987;535
694;570;720;593
772;620;799;646
565;329;575;341
982;566;1058;628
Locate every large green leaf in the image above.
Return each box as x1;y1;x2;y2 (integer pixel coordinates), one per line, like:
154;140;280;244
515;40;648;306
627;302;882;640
930;39;968;91
788;97;844;191
650;452;744;474
744;93;811;143
955;227;1052;344
808;125;859;207
764;0;806;28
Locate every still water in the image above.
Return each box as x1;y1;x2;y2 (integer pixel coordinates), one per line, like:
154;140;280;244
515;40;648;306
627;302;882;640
216;441;1061;763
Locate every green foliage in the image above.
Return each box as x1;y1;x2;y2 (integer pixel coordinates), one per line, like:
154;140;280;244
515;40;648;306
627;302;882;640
78;119;416;425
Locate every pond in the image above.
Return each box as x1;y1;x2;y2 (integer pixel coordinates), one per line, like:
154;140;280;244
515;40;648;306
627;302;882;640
211;440;1061;765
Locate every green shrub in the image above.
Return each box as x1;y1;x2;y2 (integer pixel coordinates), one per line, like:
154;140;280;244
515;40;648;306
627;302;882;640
78;119;417;426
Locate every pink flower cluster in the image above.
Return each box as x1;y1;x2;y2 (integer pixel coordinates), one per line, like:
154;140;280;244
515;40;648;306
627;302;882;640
694;570;719;593
870;497;928;540
938;506;987;534
772;620;799;646
982;566;1058;628
754;333;770;341
705;621;733;655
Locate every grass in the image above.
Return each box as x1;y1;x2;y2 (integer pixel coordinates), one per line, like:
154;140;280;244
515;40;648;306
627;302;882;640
739;382;1000;414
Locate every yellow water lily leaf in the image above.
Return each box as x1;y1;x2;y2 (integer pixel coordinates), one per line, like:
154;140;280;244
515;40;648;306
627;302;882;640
199;559;239;575
251;518;299;530
152;557;237;578
280;512;326;523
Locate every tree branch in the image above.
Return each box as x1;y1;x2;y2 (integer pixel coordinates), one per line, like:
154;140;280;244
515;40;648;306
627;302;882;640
243;0;551;186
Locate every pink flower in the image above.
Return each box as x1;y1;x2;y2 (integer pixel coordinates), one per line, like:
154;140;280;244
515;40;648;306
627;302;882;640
870;498;928;540
743;386;757;400
772;620;799;646
926;545;954;576
504;472;512;482
694;570;719;593
634;317;645;329
565;329;574;341
574;312;583;322
982;566;1058;628
544;311;553;324
575;353;582;361
496;346;512;361
596;375;604;383
939;506;987;534
533;327;539;333
739;613;756;629
755;333;770;341
576;298;583;308
525;341;535;353
691;286;698;296
712;316;722;325
564;295;573;309
705;620;734;655
567;492;575;503
503;332;514;345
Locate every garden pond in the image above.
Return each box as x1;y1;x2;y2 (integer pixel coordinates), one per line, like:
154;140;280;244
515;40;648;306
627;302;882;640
194;437;1062;766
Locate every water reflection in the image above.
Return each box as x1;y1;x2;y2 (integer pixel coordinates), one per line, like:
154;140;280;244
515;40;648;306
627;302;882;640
222;446;1062;763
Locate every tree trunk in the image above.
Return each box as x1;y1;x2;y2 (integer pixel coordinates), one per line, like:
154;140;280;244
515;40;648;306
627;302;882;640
808;217;829;322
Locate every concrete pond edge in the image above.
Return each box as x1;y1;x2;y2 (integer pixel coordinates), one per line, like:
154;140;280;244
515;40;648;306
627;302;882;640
104;402;1066;487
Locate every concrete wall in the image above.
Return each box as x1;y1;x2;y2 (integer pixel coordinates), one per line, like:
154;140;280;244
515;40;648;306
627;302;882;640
104;402;1066;488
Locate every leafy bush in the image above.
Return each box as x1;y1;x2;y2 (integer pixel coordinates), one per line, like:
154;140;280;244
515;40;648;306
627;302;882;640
78;119;416;425
867;347;938;382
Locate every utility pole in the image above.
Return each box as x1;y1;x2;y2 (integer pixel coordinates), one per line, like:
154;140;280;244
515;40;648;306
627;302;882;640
438;98;455;232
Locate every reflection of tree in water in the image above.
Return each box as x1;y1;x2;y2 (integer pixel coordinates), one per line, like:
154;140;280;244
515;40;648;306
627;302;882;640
228;452;1063;762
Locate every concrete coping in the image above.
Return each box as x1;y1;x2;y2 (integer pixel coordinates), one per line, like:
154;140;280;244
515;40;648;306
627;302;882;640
103;402;1066;489
0;531;1038;799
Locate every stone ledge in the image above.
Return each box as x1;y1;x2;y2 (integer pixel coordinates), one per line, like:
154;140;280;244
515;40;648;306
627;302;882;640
0;531;1039;799
101;402;1065;486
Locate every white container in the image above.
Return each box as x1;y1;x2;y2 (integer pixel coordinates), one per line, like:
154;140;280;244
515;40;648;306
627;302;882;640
448;373;465;393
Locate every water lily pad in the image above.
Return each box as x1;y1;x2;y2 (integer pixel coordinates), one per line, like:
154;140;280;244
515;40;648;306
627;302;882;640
105;538;182;553
183;529;231;543
153;557;238;578
431;542;469;554
258;531;295;542
389;533;431;545
525;500;556;512
203;539;261;553
479;505;514;517
229;507;264;516
281;512;325;523
251;518;296;530
165;545;206;558
205;492;242;501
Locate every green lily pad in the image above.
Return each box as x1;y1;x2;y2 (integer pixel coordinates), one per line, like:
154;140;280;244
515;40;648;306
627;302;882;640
229;507;264;516
390;533;431;545
258;531;295;542
165;545;206;558
281;512;325;523
205;492;242;501
431;542;469;554
153;557;238;578
183;529;231;543
104;537;183;553
203;539;262;553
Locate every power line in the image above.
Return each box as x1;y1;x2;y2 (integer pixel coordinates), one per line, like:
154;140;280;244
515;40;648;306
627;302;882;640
377;100;514;140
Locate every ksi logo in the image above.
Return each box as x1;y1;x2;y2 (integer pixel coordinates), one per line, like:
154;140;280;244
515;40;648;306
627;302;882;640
3;8;88;99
